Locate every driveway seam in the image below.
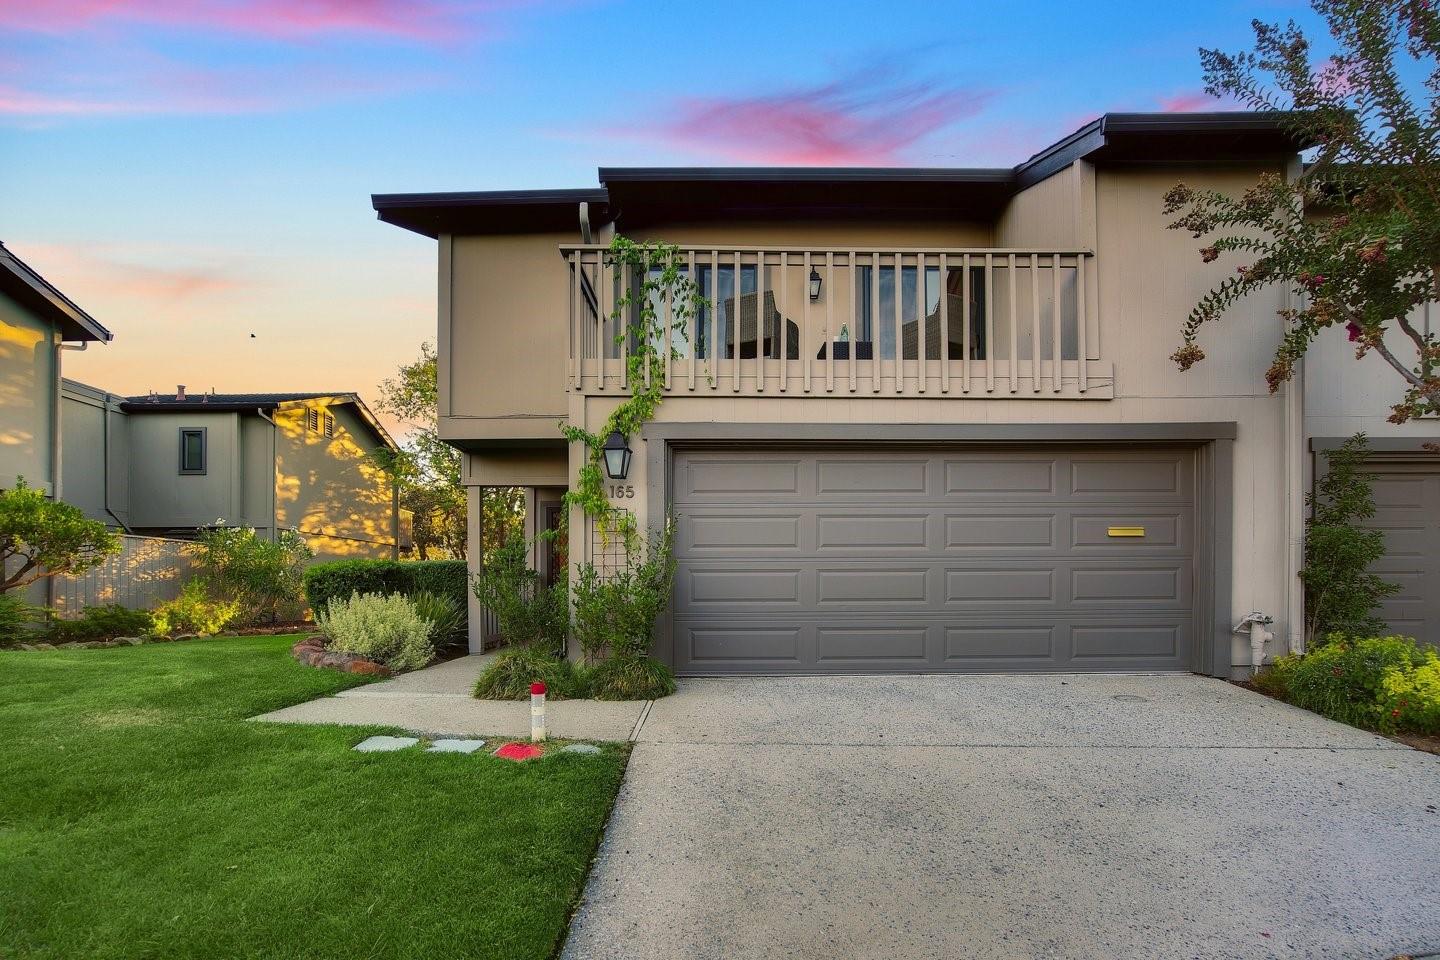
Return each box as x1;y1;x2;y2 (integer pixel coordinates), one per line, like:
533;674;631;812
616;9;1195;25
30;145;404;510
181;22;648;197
627;701;654;742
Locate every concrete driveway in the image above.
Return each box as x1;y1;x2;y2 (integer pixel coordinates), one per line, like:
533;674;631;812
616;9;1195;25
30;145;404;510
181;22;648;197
562;675;1440;960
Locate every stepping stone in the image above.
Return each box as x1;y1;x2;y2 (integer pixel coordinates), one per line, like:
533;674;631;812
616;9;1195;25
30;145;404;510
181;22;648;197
494;742;544;761
353;735;419;753
427;738;487;754
562;743;602;755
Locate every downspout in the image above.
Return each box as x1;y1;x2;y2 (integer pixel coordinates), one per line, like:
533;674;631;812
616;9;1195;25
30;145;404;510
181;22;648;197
51;342;85;612
390;476;400;561
1283;154;1307;656
101;393;131;532
257;408;278;543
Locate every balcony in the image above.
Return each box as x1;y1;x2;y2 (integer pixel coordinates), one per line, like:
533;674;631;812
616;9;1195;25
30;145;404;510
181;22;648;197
562;244;1111;399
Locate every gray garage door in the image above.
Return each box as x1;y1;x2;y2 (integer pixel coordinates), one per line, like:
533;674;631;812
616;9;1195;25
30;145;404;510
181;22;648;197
1366;461;1440;646
669;447;1198;674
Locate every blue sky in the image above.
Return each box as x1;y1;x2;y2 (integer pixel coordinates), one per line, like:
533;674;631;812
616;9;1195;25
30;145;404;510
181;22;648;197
0;0;1323;427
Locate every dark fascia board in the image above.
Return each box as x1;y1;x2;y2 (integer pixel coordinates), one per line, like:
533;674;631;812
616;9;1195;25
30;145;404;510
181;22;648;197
372;188;610;238
598;167;1013;185
1015;111;1310;189
0;243;113;343
1309;436;1440;453
372;112;1312;237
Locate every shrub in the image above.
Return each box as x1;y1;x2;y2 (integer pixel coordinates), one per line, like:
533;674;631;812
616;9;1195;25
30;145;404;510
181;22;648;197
587;655;676;701
47;604;155;643
1301;435;1399;647
1379;648;1440;735
473;646;587;700
0;593;42;646
151;580;240;638
316;592;434;672
473;536;567;654
194;527;311;625
0;477;120;593
1285;635;1429;731
410;590;465;650
303;559;468;616
572;522;675;662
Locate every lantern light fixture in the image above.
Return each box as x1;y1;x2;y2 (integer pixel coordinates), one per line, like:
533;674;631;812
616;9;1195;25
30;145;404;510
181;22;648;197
808;267;823;301
602;430;633;480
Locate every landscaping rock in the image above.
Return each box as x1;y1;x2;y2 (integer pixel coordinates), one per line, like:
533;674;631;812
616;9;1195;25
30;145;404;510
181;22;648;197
427;739;487;754
353;735;419;753
348;660;388;676
561;743;602;755
116;636;146;646
172;634;200;643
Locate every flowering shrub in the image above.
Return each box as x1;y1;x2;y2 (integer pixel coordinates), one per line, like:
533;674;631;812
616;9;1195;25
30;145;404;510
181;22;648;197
1380;649;1440;735
316;592;434;672
152;580;240;638
1276;635;1436;733
194;526;311;625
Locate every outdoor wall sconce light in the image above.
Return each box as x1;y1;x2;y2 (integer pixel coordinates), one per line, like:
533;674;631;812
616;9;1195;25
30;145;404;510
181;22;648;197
808;267;823;301
602;430;633;480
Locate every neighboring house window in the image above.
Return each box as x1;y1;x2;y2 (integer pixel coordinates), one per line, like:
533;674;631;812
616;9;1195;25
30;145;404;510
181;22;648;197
307;408;320;432
179;428;207;475
323;413;336;438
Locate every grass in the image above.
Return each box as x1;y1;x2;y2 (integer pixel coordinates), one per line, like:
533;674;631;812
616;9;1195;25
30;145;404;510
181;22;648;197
0;635;629;960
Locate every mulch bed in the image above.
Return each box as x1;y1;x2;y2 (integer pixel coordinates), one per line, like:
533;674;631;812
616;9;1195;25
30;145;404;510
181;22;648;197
1230;679;1440;757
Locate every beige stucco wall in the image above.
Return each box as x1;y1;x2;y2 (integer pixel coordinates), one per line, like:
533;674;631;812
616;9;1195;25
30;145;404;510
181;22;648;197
0;289;58;493
1303;301;1440;442
274;401;397;559
995;167;1083;249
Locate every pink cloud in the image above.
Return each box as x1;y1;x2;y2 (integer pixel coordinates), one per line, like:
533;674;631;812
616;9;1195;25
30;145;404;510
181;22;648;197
612;65;997;165
0;0;482;43
1157;89;1232;112
14;243;241;304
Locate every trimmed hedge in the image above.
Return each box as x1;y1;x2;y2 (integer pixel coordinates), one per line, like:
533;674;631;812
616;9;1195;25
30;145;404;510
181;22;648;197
303;559;468;616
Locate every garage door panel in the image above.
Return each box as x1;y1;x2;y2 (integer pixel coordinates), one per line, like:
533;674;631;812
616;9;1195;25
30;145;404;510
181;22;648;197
945;625;1057;661
816;568;929;604
1361;465;1439;648
944;457;1056;495
682;568;803;605
684;513;803;551
817;626;928;662
1070;564;1189;605
670;446;1199;674
816;513;931;550
1072;623;1184;660
816;457;929;494
946;514;1057;549
945;568;1056;604
1070;513;1185;550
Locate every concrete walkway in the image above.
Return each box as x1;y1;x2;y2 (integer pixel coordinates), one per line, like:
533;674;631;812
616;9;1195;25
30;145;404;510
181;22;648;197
251;655;648;741
563;674;1440;960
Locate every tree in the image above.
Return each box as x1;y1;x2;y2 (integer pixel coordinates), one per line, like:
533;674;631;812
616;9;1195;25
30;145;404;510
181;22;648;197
1164;0;1440;423
374;342;523;560
0;478;120;592
1301;434;1399;645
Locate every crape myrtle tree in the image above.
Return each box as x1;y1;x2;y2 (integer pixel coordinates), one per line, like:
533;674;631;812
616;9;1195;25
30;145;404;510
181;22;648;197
374;342;523;560
1164;0;1440;424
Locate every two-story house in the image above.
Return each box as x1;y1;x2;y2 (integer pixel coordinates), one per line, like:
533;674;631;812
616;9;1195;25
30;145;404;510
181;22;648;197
61;383;409;561
375;111;1439;676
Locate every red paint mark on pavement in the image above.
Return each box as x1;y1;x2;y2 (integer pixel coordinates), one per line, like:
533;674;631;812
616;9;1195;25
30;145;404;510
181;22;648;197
495;742;544;762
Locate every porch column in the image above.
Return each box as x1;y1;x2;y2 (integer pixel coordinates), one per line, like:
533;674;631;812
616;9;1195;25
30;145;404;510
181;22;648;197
466;484;485;654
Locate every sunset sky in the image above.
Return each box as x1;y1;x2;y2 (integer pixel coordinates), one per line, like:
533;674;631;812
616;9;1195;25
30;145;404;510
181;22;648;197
0;0;1328;433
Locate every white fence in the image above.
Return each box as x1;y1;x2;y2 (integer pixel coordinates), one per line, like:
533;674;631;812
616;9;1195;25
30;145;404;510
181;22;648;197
49;535;197;615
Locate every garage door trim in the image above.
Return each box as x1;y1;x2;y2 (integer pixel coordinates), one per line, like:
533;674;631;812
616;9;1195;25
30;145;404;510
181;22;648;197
645;422;1236;677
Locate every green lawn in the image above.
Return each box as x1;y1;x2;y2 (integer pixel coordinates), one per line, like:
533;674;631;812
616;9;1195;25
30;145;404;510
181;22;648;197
0;636;628;960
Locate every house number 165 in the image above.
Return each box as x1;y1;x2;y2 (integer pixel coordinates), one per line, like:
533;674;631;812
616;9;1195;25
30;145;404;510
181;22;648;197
607;484;635;499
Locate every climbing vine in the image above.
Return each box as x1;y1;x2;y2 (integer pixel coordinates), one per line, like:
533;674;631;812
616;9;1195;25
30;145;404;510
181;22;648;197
560;236;701;549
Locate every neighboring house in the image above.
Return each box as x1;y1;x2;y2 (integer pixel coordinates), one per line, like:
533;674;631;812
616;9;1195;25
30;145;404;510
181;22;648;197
62;383;409;561
375;111;1439;674
0;242;113;497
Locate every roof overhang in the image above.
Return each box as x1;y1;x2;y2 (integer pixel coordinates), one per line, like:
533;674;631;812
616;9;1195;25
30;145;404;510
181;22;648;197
0;244;112;343
373;112;1316;238
120;393;399;452
372;189;610;239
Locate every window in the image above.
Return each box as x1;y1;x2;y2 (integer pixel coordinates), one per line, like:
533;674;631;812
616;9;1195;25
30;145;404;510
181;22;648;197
323;413;335;438
307;408;320;433
179;428;207;475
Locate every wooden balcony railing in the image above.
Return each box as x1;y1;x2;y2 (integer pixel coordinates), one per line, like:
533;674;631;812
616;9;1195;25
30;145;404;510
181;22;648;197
562;244;1110;399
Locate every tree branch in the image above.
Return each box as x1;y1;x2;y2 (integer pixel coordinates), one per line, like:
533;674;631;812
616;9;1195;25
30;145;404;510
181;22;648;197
1371;334;1430;388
